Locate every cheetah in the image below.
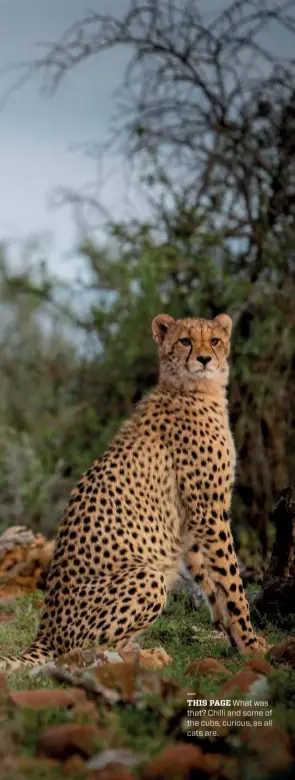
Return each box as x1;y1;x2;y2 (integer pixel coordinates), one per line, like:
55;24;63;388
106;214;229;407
0;312;266;671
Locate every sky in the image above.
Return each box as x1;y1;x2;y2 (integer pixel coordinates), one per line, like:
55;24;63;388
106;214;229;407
0;0;135;280
0;0;294;282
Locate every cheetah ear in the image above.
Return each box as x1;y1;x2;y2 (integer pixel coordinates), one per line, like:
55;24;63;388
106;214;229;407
152;314;175;345
213;313;232;338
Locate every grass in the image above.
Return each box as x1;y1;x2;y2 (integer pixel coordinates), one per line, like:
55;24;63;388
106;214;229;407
0;590;295;779
0;589;285;690
143;592;288;688
0;593;42;656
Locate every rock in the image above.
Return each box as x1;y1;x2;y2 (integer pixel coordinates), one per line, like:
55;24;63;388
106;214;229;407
38;723;100;760
244;658;275;676
142;743;214;779
186;658;231;677
268;637;295;669
9;687;86;709
144;745;238;779
241;725;292;773
200;754;238;779
219;670;264;696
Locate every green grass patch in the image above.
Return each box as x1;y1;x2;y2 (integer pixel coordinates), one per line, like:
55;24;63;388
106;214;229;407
0;592;43;656
1;589;292;691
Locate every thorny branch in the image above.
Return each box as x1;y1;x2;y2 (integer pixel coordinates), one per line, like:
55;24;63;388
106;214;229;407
12;0;293;269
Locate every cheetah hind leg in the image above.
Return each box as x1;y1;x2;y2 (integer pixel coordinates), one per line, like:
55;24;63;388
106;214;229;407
70;567;172;667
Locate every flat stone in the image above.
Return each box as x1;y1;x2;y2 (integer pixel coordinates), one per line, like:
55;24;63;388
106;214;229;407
10;687;86;709
218;670;264;695
38;723;100;760
186;657;230;677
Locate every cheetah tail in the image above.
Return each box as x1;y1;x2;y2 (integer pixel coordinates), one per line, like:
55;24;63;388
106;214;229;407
0;642;53;672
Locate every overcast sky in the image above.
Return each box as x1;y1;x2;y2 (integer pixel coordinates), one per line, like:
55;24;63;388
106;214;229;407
0;0;135;279
0;0;294;280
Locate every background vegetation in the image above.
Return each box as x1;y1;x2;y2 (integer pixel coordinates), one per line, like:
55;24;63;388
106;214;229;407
1;0;295;563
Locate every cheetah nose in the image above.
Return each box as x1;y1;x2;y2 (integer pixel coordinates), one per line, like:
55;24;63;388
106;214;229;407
197;355;212;366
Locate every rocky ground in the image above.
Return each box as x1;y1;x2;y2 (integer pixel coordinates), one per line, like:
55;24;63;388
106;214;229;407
0;589;295;780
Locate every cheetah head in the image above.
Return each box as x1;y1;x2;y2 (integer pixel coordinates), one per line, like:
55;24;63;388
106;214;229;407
152;313;232;390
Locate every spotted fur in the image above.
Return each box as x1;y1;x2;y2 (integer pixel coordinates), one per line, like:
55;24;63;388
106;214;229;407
0;312;265;671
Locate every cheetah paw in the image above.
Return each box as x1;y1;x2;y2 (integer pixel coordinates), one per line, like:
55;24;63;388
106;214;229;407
137;648;173;668
243;636;267;656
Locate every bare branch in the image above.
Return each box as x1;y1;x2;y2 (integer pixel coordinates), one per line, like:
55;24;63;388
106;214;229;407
4;0;295;265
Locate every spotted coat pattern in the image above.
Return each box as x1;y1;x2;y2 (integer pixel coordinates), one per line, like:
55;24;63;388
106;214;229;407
0;312;266;670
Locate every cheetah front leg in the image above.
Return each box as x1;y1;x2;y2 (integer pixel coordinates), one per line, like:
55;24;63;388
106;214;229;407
185;523;266;655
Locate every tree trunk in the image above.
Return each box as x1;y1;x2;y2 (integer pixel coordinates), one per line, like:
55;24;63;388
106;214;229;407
252;487;295;626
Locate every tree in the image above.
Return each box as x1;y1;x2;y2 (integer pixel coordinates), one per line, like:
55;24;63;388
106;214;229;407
6;0;295;555
32;0;295;260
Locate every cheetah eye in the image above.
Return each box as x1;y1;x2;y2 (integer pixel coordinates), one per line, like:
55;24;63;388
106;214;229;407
211;337;220;346
179;337;192;347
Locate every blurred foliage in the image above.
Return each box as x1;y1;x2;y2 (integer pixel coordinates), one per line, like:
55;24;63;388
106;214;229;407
0;227;294;558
